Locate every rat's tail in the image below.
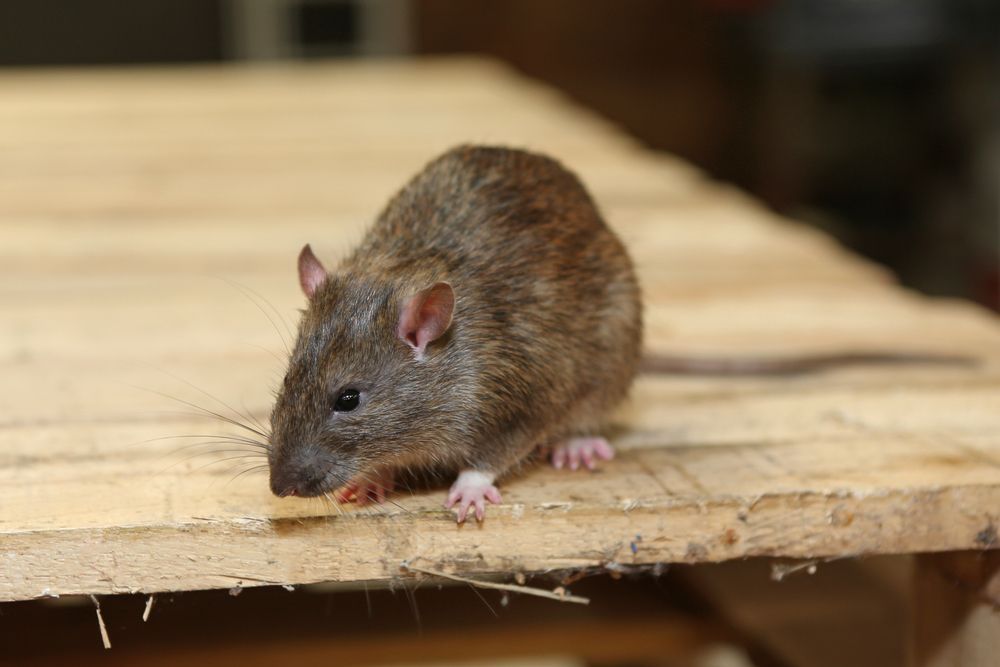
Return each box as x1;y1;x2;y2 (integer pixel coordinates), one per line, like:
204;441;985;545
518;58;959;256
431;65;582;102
639;351;976;376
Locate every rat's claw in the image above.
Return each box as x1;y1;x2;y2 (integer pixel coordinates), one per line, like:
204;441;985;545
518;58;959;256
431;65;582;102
551;447;567;469
444;470;502;523
550;437;614;472
335;470;394;505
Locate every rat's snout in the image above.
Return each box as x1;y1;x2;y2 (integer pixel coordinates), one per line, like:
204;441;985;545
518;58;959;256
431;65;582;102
268;447;337;499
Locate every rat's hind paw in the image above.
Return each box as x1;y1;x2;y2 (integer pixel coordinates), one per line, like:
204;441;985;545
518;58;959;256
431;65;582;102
334;469;394;505
551;436;615;471
444;470;502;523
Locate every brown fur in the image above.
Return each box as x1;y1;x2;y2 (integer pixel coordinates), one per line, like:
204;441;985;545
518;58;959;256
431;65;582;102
268;145;642;497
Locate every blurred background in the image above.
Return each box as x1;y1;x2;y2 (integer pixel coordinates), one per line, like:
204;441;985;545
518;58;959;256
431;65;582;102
1;0;997;309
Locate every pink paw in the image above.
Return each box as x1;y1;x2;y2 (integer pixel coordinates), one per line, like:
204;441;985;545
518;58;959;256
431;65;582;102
444;470;502;523
334;469;394;505
551;437;615;471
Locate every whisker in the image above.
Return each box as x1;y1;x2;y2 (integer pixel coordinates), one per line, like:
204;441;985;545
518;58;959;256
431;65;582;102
158;453;266;478
162;439;270;456
134;386;269;440
195;454;271;470
239;397;271;439
152;441;270;469
217;276;293;356
239;341;287;367
157;450;257;476
321;492;343;518
144;368;272;439
242;280;297;345
320;491;377;542
129;433;269;450
226;464;270;486
211;460;268;487
172;447;269;461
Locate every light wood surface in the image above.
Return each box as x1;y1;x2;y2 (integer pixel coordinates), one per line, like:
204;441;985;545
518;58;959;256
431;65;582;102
1;58;999;603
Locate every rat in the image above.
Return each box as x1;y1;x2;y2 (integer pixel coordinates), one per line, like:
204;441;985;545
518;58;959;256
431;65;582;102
265;144;973;522
268;145;642;522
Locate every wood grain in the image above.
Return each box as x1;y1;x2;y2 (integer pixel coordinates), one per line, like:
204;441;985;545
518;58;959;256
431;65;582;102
1;58;998;603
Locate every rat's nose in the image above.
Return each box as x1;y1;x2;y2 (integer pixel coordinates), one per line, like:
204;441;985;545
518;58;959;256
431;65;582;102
270;474;306;498
269;470;305;498
269;458;330;498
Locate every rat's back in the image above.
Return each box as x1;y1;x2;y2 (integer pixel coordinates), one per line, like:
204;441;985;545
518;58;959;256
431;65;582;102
349;147;605;270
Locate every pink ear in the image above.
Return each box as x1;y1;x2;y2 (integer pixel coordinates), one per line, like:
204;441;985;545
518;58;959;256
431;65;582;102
397;282;455;359
297;244;327;299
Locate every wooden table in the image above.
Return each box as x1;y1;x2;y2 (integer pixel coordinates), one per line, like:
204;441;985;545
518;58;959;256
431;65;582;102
2;58;998;661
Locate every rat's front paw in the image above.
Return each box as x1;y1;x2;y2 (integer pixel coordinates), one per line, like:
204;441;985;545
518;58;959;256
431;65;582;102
444;470;502;523
551;436;615;471
335;469;394;505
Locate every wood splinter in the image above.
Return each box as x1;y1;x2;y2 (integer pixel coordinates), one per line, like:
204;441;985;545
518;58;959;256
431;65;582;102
89;595;112;649
401;561;590;605
142;594;155;622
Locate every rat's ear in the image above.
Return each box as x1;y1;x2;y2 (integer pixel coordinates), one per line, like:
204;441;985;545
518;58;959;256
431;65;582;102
397;282;454;359
298;244;327;299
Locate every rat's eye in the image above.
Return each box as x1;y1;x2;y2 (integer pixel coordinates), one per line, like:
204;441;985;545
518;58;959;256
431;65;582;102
334;388;361;412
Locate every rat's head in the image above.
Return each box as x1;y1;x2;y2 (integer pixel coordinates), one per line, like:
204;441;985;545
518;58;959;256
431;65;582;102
268;244;456;498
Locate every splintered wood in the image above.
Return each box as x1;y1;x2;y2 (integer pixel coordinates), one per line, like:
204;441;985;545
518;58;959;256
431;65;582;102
1;59;998;602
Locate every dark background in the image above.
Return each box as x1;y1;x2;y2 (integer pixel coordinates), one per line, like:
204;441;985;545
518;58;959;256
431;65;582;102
2;0;997;309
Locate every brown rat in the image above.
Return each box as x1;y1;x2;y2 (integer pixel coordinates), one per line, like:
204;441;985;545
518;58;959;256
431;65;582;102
266;144;974;522
268;145;642;522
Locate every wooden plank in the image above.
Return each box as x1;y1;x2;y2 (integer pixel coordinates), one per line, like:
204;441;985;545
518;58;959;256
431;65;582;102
1;58;999;602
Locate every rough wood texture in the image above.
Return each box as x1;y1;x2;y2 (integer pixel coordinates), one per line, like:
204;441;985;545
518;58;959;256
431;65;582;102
1;59;999;603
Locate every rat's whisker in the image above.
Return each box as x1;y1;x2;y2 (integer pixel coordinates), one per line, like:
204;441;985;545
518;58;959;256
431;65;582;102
239;397;272;440
321;492;342;517
213;459;269;486
202;453;271;467
166;438;270;454
182;454;272;479
155;442;269;468
174;447;269;461
157;450;261;476
218;276;294;357
135;386;269;440
226;464;270;486
138;367;272;439
130;433;269;450
239;341;287;367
